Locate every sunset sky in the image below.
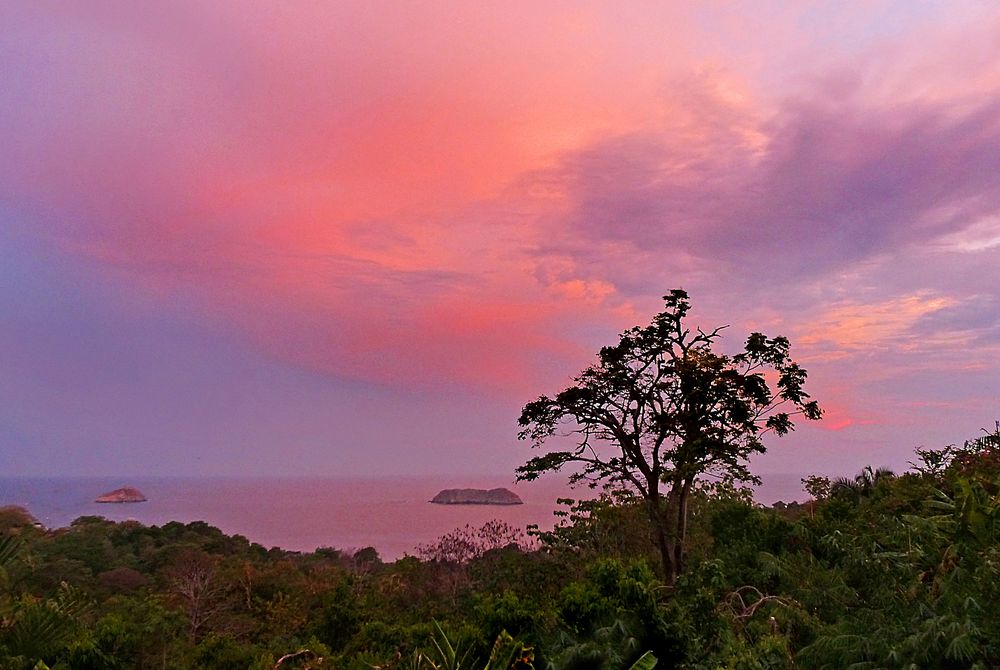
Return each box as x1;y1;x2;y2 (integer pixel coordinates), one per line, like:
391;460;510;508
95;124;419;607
2;2;999;478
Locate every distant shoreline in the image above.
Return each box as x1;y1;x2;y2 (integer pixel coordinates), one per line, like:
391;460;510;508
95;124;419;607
0;474;809;559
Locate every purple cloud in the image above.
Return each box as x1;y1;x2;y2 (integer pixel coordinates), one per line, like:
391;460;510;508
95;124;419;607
538;89;1000;285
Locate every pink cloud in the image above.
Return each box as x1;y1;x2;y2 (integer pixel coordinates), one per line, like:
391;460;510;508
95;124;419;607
4;0;1000;423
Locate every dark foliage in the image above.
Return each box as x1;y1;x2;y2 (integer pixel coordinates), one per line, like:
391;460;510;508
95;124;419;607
517;289;821;583
3;422;999;669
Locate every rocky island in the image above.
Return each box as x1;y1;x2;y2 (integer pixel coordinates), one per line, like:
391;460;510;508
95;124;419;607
95;487;147;503
430;487;523;505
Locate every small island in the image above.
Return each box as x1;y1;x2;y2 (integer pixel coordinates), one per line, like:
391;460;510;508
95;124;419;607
430;487;523;505
94;487;147;503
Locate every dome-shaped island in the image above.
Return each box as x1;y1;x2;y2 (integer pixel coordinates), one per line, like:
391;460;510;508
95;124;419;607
94;487;147;503
430;487;523;505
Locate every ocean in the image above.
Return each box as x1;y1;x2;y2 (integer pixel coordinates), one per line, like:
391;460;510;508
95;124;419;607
0;474;807;560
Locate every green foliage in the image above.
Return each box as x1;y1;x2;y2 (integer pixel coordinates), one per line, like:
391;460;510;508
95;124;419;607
314;582;360;651
427;620;473;670
0;583;91;668
529;493;654;564
412;625;536;670
796;466;1000;668
419;521;532;564
5;424;1000;670
547;559;679;670
912;420;1000;481
720;635;792;670
829;465;896;503
474;591;545;642
194;634;259;669
484;631;534;670
627;651;657;670
800;476;830;501
0;536;22;595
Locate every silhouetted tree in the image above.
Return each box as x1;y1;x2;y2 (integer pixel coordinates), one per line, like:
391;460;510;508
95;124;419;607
517;289;821;584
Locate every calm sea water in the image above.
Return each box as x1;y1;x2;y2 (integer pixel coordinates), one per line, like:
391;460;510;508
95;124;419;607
0;475;806;559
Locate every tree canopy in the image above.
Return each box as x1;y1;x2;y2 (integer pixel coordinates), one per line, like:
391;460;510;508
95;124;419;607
516;289;822;582
5;425;1000;668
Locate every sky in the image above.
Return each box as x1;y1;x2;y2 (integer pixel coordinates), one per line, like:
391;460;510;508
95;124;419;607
2;1;999;478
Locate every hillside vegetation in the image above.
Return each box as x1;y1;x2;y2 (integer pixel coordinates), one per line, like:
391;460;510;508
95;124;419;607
2;426;999;669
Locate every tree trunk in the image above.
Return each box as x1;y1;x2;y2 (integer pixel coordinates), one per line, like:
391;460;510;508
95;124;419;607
653;511;678;586
648;489;680;585
672;476;694;577
647;477;696;586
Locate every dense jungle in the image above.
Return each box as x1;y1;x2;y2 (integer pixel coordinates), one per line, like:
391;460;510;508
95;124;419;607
2;424;999;669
